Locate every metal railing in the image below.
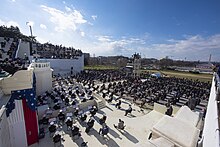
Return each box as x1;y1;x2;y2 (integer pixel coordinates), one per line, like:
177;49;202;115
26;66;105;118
14;39;21;59
202;72;220;147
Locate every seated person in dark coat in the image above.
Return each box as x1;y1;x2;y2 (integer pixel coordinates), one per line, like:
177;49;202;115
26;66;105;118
165;105;173;116
107;96;113;103
99;124;109;136
79;113;87;122
85;117;95;133
53;131;61;143
74;108;79;117
99;115;107;125
87;117;95;128
125;104;132;116
114;119;125;130
89;96;94;100
65;98;69;105
65;117;73;129
53;103;60;110
115;100;121;109
49;122;57;134
42;115;49;125
90;105;98;116
71;100;76;106
81;98;87;102
58;110;65;124
72;125;80;136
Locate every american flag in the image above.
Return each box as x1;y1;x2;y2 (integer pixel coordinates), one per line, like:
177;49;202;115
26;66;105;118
6;88;37;117
5;74;38;146
6;74;37;117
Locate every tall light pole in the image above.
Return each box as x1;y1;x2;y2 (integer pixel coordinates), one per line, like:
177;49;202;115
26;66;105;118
26;21;34;55
26;22;33;40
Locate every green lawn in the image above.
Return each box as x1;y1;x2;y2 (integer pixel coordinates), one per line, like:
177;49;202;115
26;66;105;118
84;65;118;70
83;65;213;82
143;69;213;82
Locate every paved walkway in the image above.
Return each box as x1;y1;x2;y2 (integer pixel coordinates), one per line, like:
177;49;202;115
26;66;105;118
31;100;164;147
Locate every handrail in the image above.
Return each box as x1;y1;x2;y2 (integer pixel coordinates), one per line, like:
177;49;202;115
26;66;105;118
215;72;220;147
15;39;21;59
215;73;220;93
202;72;220;147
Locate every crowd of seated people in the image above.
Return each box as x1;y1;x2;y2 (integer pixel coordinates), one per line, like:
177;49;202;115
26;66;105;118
8;40;19;59
37;75;95;108
36;69;212;145
35;67;213;146
0;37;28;75
1;41;6;48
0;37;10;49
66;69;211;112
38;75;133;145
73;69;132;84
0;58;28;75
73;69;211;111
39;103;114;145
35;43;83;59
98;76;211;111
0;37;19;59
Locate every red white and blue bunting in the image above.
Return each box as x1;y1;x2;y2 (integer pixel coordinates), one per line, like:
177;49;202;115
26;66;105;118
6;74;37;117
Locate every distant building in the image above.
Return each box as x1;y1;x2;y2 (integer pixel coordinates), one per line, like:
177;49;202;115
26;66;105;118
132;53;141;77
196;62;212;69
84;53;90;65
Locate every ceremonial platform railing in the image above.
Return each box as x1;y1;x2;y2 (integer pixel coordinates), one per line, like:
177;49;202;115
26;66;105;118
202;73;220;147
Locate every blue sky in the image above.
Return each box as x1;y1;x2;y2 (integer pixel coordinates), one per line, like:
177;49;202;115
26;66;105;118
1;0;220;61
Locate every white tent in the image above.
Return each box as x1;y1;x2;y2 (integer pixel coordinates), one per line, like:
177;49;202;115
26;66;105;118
151;72;162;78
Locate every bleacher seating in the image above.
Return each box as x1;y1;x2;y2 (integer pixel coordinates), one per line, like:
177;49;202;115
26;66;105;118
34;43;83;59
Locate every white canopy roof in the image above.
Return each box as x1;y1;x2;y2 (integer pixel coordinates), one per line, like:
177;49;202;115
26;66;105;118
151;72;162;78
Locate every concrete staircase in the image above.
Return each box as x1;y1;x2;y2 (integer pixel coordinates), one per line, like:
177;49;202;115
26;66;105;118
93;93;106;109
97;100;106;109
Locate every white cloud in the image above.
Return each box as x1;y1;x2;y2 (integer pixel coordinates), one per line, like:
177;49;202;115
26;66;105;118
153;35;220;53
91;35;146;55
8;21;19;27
8;0;16;2
0;19;19;27
62;1;66;4
88;22;94;26
90;34;220;61
0;19;4;25
65;6;71;12
80;31;85;37
96;35;112;42
91;15;97;21
40;24;47;29
36;36;48;44
41;5;87;32
134;34;220;60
